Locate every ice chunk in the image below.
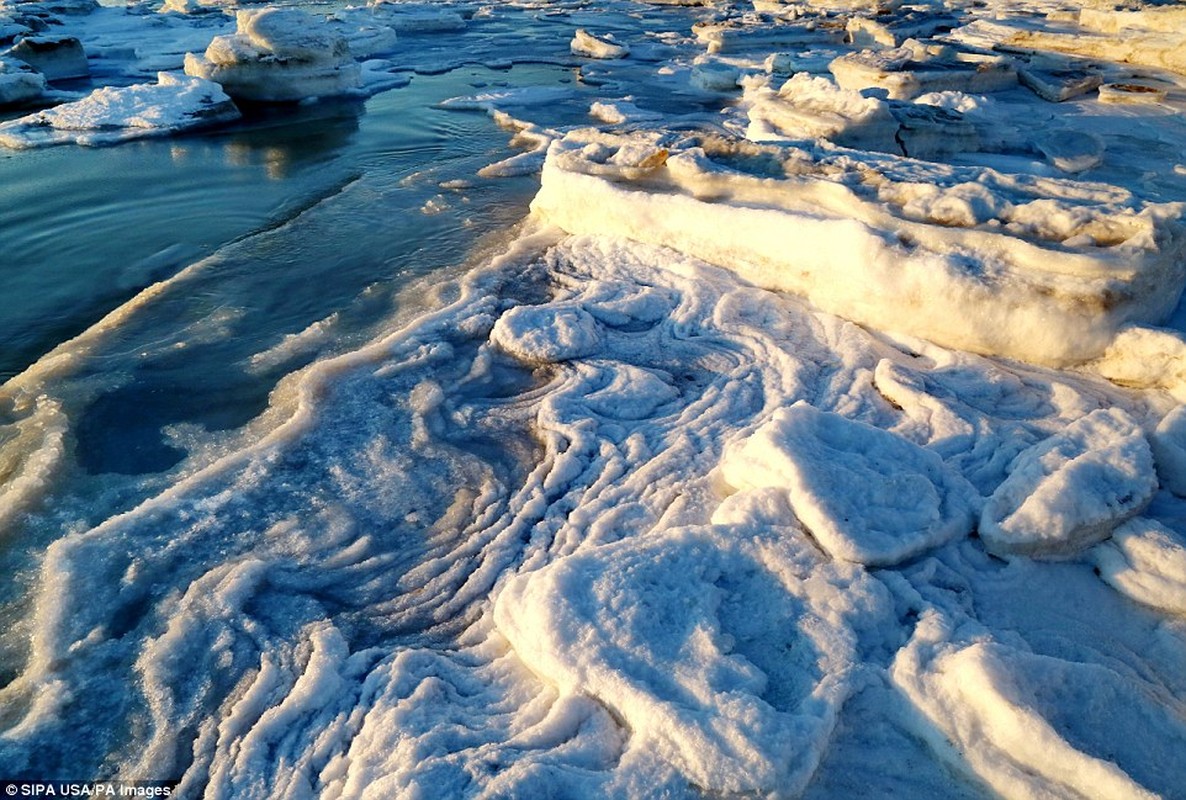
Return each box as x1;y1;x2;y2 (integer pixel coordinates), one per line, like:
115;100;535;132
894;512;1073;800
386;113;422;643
1092;517;1186;615
489;303;603;364
693;16;842;55
690;59;740;92
0;72;240;149
494;525;893;795
1152;405;1186;496
368;1;466;33
589;99;661;125
1017;65;1102;102
893;611;1174;799
532;129;1186;366
979;408;1156;559
323;11;400;59
747;73;898;145
0;53;43;107
7;34;87;81
1098;81;1167;105
746;73;980;159
719;401;979;566
184;7;361;102
1090;325;1186;402
1002;27;1186;76
846;11;963;48
570;29;628;60
746;73;982;158
1033;128;1104;173
829;47;1017;101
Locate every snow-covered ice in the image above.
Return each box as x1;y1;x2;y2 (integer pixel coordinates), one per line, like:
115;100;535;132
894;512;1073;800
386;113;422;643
5;34;88;80
571;29;628;60
719;401;978;566
184;7;361;102
979;407;1157;558
4;0;1186;796
0;71;239;148
1092;517;1186;615
0;53;43;107
532;128;1186;366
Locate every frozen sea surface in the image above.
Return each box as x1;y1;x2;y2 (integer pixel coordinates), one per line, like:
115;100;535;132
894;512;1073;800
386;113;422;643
2;0;1186;797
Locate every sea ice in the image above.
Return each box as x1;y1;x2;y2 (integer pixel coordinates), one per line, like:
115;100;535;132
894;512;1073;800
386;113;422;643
1090;325;1186;401
689;58;740;92
6;34;88;81
0;72;240;148
531;128;1186;366
1017;64;1102;102
893;609;1183;799
184;7;361;102
978;407;1157;559
718;401;978;566
1097;81;1168;105
0;52;43;107
495;524;895;795
1092;517;1186;615
693;15;842;55
1033;128;1105;173
1001;24;1186;75
368;1;466;33
1151;405;1186;496
571;29;628;60
829;46;1017;101
489;303;604;364
845;11;963;48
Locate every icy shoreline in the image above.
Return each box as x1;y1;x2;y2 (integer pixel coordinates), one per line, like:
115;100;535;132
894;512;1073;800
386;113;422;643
2;0;1186;797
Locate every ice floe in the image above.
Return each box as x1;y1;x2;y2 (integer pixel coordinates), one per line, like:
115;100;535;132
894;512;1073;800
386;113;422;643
1092;517;1186;615
829;45;1017;101
719;401;978;566
0;52;43;107
495;524;895;795
571;29;628;60
368;1;466;33
892;608;1186;799
979;407;1157;559
184;7;361;102
5;33;87;80
4;0;1186;796
0;71;239;148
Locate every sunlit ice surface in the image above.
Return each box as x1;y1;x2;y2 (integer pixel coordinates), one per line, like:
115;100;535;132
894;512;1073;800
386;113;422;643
1;0;1186;797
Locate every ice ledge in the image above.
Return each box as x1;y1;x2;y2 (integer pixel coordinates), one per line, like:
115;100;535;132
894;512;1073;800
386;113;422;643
530;129;1186;368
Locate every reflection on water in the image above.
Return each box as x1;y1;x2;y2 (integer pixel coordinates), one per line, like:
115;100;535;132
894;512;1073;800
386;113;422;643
213;98;366;180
